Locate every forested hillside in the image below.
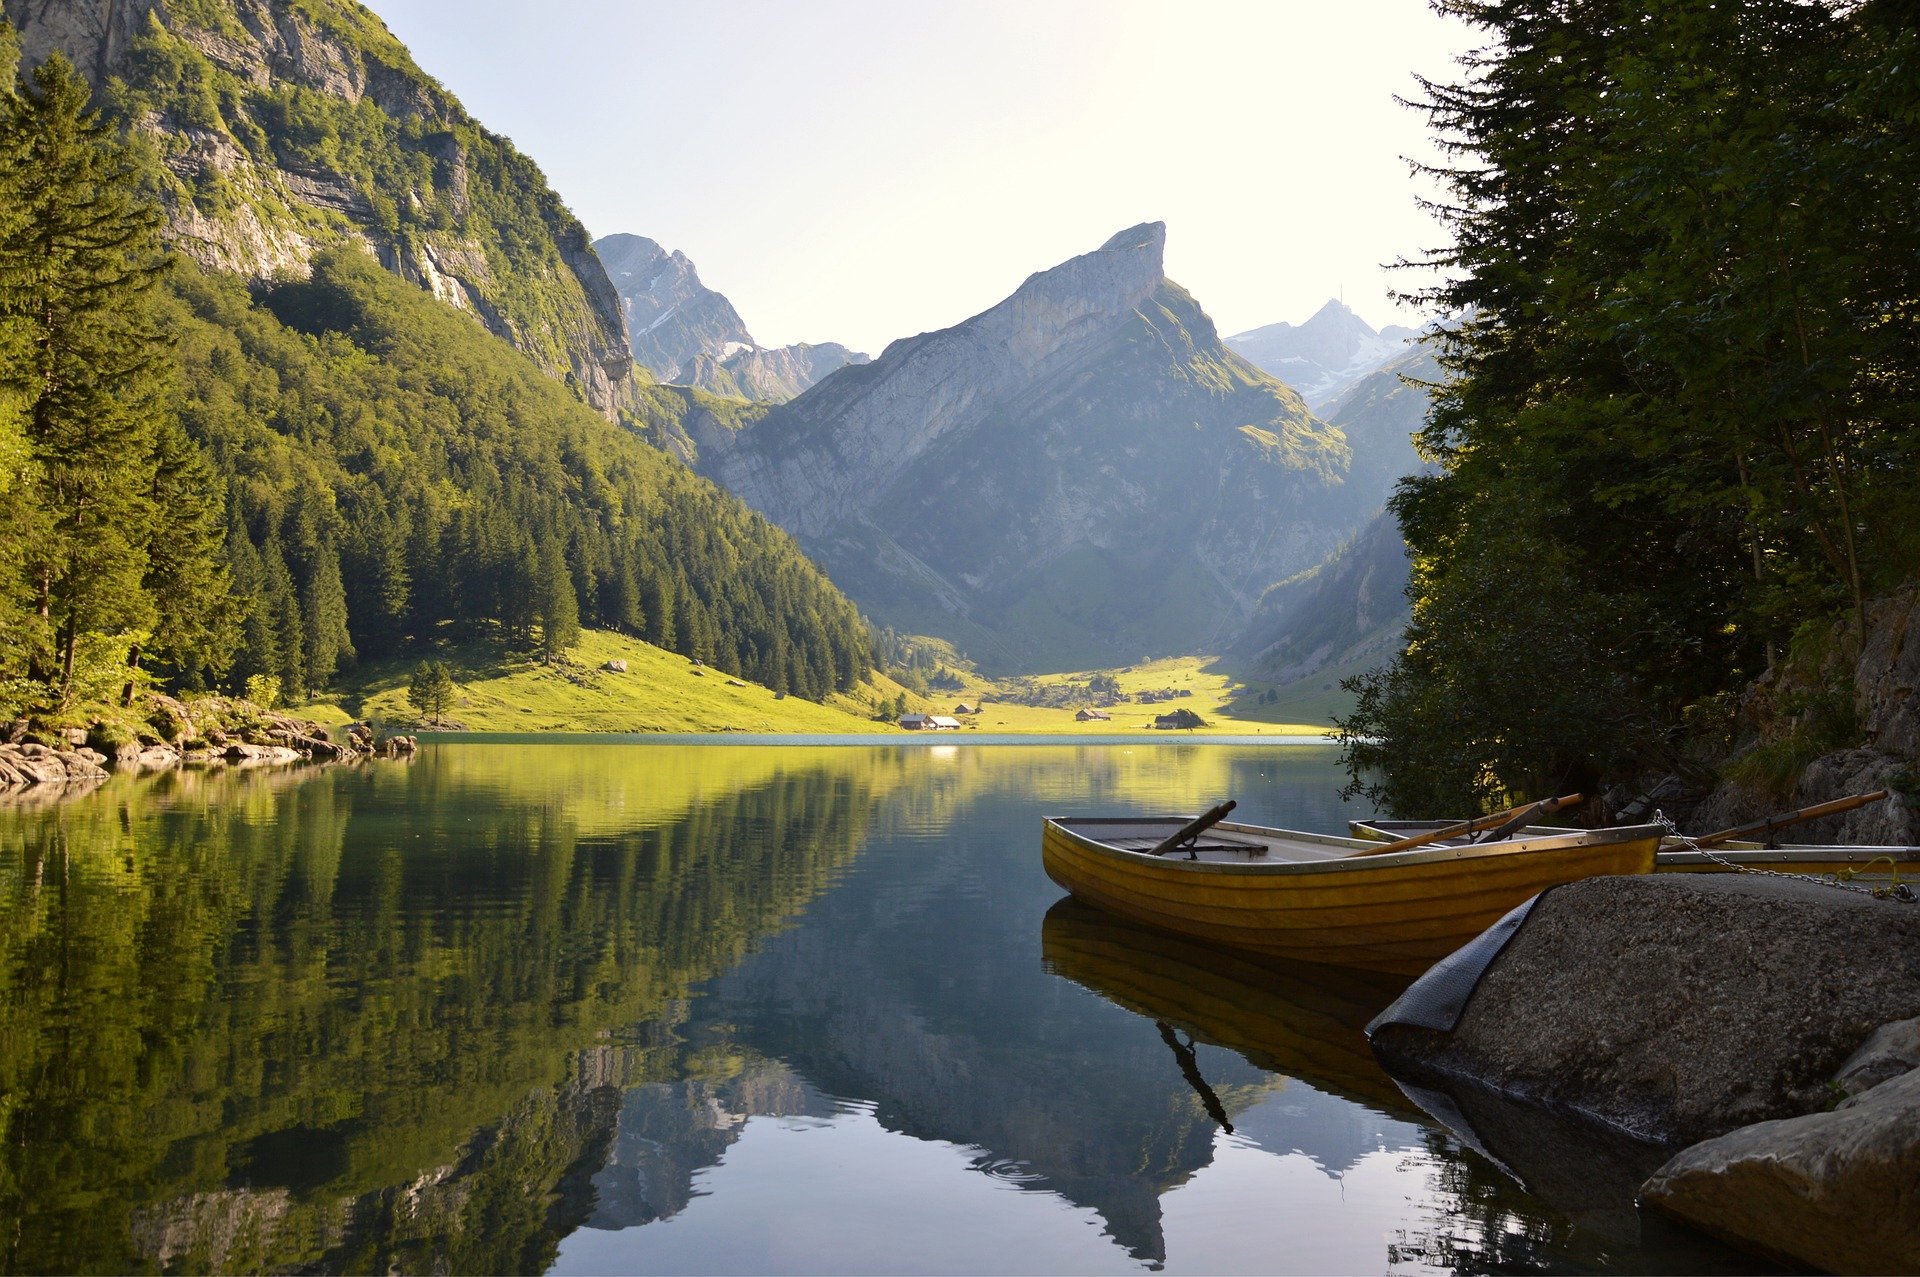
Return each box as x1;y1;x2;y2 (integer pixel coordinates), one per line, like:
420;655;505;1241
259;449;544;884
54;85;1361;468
0;45;869;723
171;251;870;702
1341;0;1920;813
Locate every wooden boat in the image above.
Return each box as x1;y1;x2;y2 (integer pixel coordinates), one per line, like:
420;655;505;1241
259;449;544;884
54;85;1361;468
1349;818;1920;880
1040;813;1663;975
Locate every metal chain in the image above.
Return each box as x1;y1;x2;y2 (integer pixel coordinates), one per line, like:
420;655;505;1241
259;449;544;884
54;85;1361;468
1654;811;1915;902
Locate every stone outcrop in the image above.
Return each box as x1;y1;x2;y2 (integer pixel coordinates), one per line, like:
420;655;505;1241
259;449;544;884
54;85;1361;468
1671;584;1920;845
687;222;1358;672
0;696;417;796
5;0;638;418
1641;1063;1920;1272
0;742;111;793
1370;874;1920;1147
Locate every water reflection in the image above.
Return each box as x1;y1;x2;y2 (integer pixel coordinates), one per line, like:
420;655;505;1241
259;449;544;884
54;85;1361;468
0;743;1754;1273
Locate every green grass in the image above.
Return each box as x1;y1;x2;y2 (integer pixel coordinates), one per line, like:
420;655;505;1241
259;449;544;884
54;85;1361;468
291;631;1356;737
293;629;909;734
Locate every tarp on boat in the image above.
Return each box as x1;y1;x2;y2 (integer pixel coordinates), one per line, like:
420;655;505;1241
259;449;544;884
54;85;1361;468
1365;889;1557;1035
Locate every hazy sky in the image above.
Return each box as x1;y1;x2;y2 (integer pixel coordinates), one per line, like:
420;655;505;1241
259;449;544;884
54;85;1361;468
367;1;1477;354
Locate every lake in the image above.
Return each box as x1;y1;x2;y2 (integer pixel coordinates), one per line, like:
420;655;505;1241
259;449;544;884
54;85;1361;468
0;741;1752;1273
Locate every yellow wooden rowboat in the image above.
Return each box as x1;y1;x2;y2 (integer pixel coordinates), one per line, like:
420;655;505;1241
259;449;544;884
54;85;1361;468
1040;814;1662;975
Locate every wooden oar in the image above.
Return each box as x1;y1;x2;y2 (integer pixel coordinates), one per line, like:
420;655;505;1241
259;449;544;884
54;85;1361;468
1345;793;1583;859
1150;800;1237;858
1692;789;1889;848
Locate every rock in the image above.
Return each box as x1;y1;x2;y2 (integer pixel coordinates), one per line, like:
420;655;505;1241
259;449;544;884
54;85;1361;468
603;659;628;673
1834;1016;1920;1099
1642;1066;1920;1272
60;727;87;747
1370;874;1920;1146
134;745;179;770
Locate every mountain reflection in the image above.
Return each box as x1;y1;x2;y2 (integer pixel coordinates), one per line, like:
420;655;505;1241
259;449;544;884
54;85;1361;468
2;743;1749;1273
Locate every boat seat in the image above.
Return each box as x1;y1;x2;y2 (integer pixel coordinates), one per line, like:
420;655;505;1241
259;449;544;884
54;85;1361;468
1107;835;1267;856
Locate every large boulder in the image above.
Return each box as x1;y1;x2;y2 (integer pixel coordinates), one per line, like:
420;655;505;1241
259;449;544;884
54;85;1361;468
1641;1065;1920;1272
1371;874;1920;1145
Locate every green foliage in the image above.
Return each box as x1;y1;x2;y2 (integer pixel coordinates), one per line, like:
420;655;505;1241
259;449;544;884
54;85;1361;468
163;250;868;699
244;672;281;710
1346;0;1920;811
406;659;453;726
0;49;234;713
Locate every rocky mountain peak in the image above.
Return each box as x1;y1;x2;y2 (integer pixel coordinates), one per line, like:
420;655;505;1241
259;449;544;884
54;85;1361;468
687;224;1357;670
1226;297;1420;411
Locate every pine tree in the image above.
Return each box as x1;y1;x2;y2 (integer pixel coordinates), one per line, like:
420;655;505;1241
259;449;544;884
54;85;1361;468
534;532;579;661
300;548;352;692
133;416;236;695
0;53;173;698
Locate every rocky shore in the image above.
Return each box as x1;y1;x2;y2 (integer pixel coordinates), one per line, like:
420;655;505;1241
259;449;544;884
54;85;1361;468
1371;873;1920;1271
0;694;417;798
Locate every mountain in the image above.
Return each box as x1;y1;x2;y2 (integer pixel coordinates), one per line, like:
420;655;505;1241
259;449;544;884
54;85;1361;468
1236;344;1441;683
680;341;871;403
595;233;756;381
5;0;638;416
595;232;869;403
1226;300;1417;411
685;222;1358;672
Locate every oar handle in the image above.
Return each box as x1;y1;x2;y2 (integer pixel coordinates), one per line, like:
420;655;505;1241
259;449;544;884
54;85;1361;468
1150;800;1237;857
1693;789;1889;848
1347;793;1583;858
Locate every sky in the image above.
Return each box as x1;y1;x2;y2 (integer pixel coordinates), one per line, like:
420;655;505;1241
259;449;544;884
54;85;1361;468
366;0;1479;355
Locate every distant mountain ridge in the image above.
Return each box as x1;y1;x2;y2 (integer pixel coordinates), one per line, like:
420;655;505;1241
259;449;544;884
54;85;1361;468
595;232;869;403
1227;300;1417;411
5;0;641;416
1236;344;1442;683
686;222;1368;672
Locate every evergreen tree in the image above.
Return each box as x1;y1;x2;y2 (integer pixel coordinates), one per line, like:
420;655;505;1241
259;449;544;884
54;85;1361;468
135;416;236;694
534;532;579;662
407;659;455;727
300;547;352;692
0;53;171;696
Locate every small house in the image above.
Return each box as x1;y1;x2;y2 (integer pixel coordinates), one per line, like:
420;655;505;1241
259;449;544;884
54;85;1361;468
898;713;931;730
927;715;962;731
1075;708;1111;722
954;703;974;715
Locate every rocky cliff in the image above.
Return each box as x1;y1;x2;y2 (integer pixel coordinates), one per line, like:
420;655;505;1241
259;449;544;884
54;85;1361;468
1227;299;1417;411
6;0;638;416
688;222;1356;671
596;231;869;402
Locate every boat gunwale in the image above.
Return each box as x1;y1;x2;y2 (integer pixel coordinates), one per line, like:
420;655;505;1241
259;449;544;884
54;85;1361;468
1044;816;1666;876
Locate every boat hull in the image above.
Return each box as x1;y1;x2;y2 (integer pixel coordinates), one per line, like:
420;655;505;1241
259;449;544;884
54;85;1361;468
1042;818;1660;975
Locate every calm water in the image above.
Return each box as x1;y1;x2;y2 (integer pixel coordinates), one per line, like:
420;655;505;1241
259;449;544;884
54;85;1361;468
0;742;1749;1274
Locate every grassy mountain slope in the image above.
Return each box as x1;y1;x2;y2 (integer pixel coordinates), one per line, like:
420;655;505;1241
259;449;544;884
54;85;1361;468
6;0;639;415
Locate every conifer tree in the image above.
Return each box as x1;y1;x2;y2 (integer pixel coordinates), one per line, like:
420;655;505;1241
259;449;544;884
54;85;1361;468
0;53;171;697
